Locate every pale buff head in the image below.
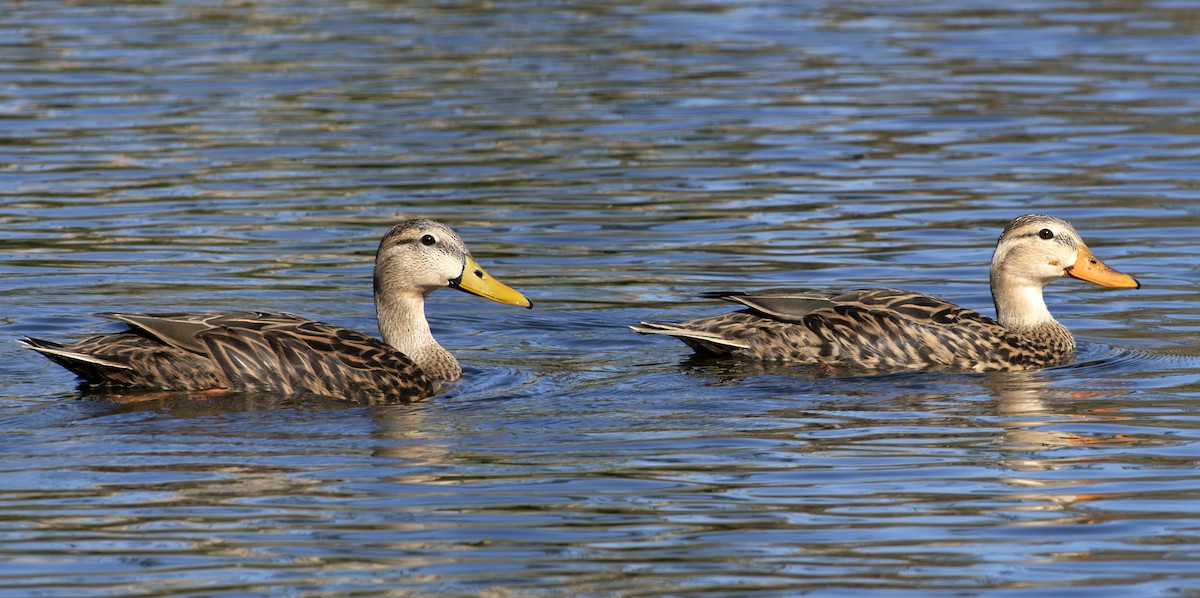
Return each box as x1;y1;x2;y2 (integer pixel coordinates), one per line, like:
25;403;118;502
991;214;1138;291
373;219;531;307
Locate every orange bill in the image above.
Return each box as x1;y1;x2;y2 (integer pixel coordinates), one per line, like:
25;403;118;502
1065;246;1140;289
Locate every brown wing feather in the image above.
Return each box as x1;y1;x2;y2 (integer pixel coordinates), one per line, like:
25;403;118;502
196;325;294;391
261;325;437;404
703;288;837;323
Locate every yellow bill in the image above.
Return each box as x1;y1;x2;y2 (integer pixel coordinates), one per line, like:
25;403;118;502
451;255;533;308
1066;245;1140;289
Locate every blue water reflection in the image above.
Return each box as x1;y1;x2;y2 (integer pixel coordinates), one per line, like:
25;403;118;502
3;0;1200;594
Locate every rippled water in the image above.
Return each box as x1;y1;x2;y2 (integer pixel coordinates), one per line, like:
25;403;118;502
4;0;1200;595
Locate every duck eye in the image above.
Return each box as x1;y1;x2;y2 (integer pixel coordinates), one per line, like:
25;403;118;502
419;234;437;246
1037;228;1055;240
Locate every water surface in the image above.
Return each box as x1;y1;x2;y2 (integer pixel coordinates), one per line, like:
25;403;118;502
3;1;1200;595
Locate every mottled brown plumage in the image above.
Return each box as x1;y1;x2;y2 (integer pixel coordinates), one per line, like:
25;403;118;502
21;220;532;403
632;214;1139;373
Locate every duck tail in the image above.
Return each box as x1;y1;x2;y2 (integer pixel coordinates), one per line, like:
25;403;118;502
18;337;133;383
629;322;751;355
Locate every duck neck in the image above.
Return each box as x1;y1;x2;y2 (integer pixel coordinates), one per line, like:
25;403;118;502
374;286;462;382
990;271;1073;347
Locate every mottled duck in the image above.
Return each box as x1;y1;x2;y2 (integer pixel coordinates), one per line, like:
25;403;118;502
22;219;532;402
631;214;1139;372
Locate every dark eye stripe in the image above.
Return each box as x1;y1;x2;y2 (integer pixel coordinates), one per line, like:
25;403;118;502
1011;230;1077;249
